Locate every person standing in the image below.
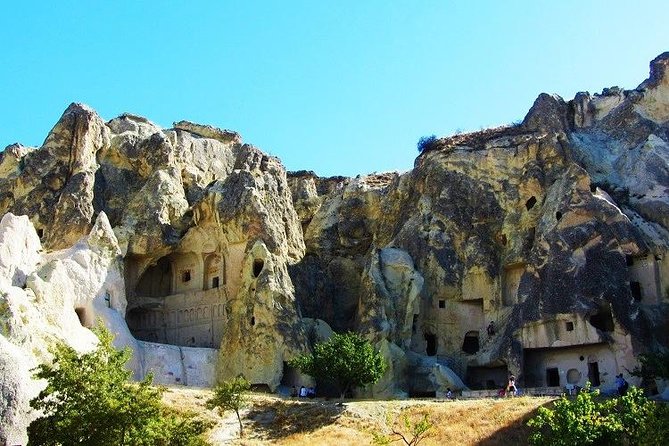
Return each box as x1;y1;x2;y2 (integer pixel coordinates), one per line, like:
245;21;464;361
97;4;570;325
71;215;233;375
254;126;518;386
507;375;517;396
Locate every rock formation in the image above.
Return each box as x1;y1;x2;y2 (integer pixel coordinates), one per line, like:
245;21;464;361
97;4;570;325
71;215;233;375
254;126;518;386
2;52;669;442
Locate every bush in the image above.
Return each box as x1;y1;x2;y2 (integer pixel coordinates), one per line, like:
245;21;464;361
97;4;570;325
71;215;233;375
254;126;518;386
416;135;438;152
28;324;208;446
289;332;387;399
206;376;251;438
527;383;669;445
631;351;669;381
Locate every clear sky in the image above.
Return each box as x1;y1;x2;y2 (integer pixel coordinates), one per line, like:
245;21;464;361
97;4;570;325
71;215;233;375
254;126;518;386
1;1;667;177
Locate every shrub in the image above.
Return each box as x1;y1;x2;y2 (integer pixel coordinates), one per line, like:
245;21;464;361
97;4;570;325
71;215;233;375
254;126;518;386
373;413;433;446
527;383;669;446
28;324;208;446
206;376;251;438
416;135;438;152
631;351;669;381
289;332;387;399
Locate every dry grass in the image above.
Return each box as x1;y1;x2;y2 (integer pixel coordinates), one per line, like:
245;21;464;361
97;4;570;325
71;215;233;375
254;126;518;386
160;387;555;445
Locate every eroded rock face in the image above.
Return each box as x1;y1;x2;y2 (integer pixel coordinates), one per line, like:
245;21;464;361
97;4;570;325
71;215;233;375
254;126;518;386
0;106;309;440
288;53;669;396
2;53;669;441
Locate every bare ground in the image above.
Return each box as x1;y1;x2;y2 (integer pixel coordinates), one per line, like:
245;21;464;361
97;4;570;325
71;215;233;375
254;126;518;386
161;387;556;445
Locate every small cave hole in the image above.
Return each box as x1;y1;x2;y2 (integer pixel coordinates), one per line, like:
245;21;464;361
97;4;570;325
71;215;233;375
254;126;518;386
525;196;537;210
36;228;44;239
500;233;507;246
438;299;446;309
424;333;437;356
589;304;615;332
181;270;191;283
555;211;562;221
566;321;574;331
412;314;418;333
75;307;91;328
253;259;264;278
462;331;480;355
590;184;597;193
212;276;220;288
625;255;634;267
250;316;256;326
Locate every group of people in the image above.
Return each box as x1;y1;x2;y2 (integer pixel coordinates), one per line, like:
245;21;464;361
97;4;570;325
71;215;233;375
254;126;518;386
291;385;316;398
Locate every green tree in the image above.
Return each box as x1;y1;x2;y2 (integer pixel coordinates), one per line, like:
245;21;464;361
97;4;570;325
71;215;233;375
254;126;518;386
289;332;387;399
206;376;251;438
373;414;433;446
527;383;669;446
631;351;669;381
28;325;208;446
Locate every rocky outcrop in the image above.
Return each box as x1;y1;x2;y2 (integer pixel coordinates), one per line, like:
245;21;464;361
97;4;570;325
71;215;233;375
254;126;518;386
288;52;669;396
2;52;669;441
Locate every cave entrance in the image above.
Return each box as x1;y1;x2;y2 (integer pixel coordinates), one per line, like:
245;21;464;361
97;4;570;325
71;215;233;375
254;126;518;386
136;257;173;297
424;333;437;356
75;307;92;328
466;364;508;390
588;362;601;386
589;303;614;332
462;331;480;355
546;367;560;387
253;258;264;278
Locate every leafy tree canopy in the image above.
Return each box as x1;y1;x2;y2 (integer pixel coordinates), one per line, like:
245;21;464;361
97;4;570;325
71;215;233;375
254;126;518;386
28;324;208;446
289;331;387;398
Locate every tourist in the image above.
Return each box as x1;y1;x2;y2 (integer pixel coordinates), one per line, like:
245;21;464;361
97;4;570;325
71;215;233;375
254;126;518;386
290;386;298;398
507;375;517;396
446;388;453;399
299;385;307;397
307;387;316;399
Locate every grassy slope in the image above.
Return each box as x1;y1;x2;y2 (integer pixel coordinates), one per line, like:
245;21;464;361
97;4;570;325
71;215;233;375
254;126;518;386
162;387;555;445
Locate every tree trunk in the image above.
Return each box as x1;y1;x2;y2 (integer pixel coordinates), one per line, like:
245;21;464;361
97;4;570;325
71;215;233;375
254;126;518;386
235;409;244;438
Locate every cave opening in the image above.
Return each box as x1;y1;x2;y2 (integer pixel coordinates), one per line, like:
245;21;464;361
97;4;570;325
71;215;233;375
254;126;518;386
589;304;615;332
462;331;480;354
525;196;537;210
630;281;642;301
253;259;264;278
75;307;92;328
424;333;437;356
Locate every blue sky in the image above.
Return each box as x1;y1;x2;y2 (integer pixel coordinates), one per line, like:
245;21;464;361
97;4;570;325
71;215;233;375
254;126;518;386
1;1;667;177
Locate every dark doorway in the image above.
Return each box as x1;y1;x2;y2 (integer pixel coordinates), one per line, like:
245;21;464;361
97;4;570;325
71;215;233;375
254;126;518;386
462;331;480;355
630;282;642;301
588;362;601;386
212;276;220;288
590;304;615;332
546;367;560;386
425;333;437;356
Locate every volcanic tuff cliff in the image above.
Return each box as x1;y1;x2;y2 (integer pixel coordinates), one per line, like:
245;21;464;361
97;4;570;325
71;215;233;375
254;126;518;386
2;53;669;443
